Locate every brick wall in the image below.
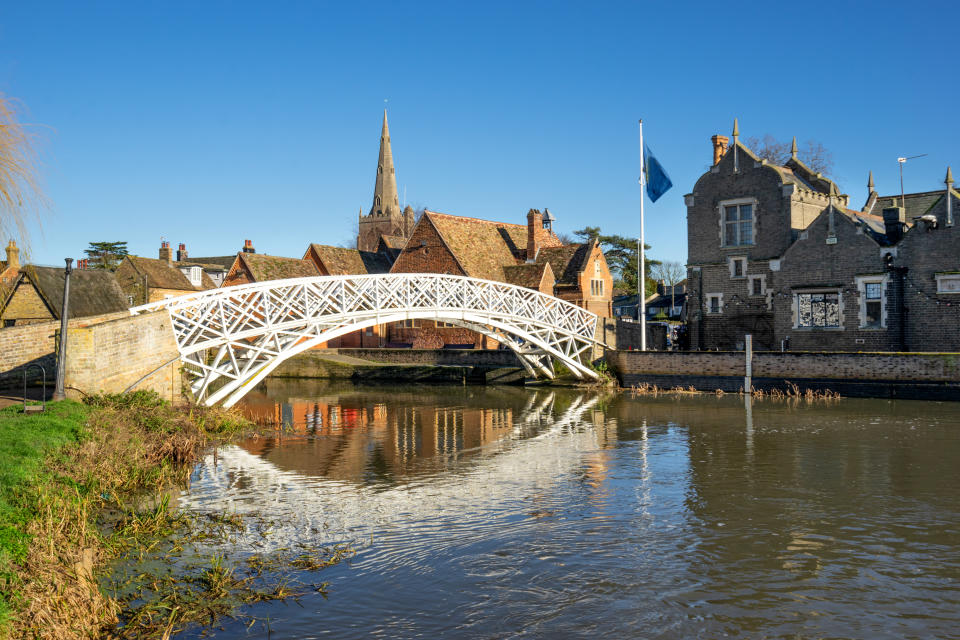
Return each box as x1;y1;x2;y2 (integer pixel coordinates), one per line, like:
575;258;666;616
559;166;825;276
0;280;55;325
606;350;960;399
338;348;521;367
389;217;465;276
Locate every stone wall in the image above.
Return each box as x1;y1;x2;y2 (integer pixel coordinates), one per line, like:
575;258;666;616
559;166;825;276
0;311;129;388
338;348;521;367
606;350;960;400
64;310;181;399
0;310;180;400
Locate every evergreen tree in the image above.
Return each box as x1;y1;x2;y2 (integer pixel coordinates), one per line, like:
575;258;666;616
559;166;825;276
573;227;659;296
84;241;129;270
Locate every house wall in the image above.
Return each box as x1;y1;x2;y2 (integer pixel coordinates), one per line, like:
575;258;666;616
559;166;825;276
148;287;193;303
773;209;898;352
0;282;54;325
389;218;465;276
895;194;960;352
574;244;613;318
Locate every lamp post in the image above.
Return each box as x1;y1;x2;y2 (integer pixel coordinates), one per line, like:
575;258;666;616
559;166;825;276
53;258;73;401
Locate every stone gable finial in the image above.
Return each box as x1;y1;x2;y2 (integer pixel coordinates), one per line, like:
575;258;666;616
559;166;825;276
946;166;954;186
790;136;798;159
868;170;874;191
732;118;739;138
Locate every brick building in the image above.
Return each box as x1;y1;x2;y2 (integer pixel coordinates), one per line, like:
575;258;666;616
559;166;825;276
356;111;415;252
388;208;613;348
0;265;128;326
686;121;960;352
221;251;319;287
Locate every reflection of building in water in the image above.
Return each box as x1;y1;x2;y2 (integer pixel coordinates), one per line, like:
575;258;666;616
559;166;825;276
237;395;515;482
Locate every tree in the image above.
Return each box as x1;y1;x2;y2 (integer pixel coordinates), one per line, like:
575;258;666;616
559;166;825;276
651;260;686;315
84;241;129;270
745;134;834;176
573;227;660;297
0;94;46;249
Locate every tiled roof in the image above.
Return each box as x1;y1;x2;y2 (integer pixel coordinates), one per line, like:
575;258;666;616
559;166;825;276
536;241;592;285
11;266;128;319
126;256;208;291
239;253;319;281
378;235;408;250
503;262;552;289
308;244;392;275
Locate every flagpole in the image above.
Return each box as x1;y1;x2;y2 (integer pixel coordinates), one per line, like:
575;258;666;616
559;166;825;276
638;119;646;351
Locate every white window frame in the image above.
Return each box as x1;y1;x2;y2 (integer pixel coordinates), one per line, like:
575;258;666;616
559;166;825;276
706;293;723;315
719;197;757;247
855;275;888;329
728;256;747;279
792;288;843;330
935;273;960;294
748;274;766;296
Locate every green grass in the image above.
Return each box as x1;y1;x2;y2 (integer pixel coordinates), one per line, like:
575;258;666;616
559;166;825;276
0;400;93;623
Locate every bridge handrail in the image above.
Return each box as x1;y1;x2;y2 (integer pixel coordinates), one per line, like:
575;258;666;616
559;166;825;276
130;273;599;336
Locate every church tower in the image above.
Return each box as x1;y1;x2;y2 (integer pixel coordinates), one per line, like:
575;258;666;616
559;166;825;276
358;110;415;251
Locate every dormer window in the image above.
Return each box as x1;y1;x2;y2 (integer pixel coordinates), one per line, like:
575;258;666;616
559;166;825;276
188;266;202;286
720;199;755;246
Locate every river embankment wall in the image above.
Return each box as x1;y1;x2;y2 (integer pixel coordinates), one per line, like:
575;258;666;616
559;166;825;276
0;310;180;399
606;351;960;400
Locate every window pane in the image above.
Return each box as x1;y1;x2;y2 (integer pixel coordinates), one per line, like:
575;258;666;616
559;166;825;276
740;220;752;244
753;279;762;295
725;221;737;245
798;294;812;327
725;206;738;222
739;204;753;219
865;283;882;299
866;300;881;326
733;259;743;277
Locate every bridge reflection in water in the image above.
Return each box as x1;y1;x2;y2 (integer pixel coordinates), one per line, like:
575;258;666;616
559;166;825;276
167;382;960;639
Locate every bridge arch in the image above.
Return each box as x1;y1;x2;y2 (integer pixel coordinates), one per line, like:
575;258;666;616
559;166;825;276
131;273;601;407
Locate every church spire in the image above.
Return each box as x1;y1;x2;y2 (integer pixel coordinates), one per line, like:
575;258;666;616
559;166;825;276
369;109;400;219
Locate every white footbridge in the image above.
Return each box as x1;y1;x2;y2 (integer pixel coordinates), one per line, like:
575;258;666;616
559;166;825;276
131;274;600;407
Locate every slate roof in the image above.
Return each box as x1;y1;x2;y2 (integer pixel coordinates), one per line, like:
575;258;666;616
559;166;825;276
6;266;128;319
237;253;319;281
875;191;946;220
125;256;216;290
503;262;552;289
307;244;392;275
182;255;238;269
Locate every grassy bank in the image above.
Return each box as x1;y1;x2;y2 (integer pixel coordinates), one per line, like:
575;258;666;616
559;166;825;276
0;392;250;639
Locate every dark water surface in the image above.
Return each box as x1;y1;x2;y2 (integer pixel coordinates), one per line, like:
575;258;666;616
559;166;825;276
175;380;960;639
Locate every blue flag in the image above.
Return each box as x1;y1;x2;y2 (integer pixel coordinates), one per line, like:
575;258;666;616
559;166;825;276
643;144;673;202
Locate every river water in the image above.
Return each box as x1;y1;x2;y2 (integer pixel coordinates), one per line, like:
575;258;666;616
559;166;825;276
170;380;959;639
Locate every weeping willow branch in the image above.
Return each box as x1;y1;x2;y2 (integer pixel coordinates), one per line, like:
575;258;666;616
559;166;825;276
0;94;48;251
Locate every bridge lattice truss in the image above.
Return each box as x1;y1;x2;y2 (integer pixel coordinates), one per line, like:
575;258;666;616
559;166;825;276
131;274;600;407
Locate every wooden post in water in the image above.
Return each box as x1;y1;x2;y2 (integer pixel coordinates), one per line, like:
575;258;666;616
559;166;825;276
744;333;753;393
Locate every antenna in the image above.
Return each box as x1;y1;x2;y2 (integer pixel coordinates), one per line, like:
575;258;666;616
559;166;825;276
897;153;928;209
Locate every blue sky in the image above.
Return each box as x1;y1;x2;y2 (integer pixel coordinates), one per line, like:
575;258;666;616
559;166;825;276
1;1;956;266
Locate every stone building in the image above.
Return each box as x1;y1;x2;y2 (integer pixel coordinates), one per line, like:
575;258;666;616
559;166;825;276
0;265;128;326
357;111;416;252
388;208;613;347
685;121;960;352
115;251;218;305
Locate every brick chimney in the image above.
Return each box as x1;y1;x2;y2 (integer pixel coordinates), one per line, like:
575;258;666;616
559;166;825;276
242;239;256;254
177;243;188;262
158;240;172;264
711;135;729;165
5;240;20;271
882;206;906;244
526;209;544;262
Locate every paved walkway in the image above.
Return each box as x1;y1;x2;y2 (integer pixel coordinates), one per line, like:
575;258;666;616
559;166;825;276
0;387;52;410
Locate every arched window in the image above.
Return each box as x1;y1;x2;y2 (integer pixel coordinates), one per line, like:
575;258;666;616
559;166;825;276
378;165;383;174
376;196;381;207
